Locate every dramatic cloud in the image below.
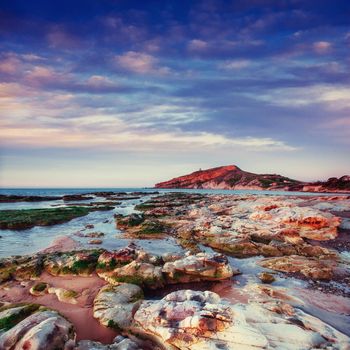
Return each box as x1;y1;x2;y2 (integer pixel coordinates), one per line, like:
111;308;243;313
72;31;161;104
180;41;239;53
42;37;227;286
0;0;349;186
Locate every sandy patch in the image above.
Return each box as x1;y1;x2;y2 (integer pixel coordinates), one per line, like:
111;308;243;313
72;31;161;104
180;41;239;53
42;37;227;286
40;235;82;253
0;272;117;343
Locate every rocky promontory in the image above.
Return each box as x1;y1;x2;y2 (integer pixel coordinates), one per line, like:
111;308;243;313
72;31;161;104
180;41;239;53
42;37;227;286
155;165;350;193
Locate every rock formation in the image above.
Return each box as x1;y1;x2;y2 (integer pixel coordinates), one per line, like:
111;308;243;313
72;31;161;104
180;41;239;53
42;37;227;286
155;165;350;192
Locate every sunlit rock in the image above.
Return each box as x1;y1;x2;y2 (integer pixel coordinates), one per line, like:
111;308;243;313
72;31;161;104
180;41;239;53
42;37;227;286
162;252;237;283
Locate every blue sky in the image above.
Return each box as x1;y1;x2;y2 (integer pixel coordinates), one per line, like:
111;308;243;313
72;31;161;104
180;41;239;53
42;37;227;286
0;0;349;187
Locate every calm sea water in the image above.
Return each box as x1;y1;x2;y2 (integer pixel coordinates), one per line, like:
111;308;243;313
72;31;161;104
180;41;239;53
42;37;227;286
0;187;343;197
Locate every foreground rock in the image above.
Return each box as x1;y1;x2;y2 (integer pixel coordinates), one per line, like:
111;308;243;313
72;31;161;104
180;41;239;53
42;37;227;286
133;289;350;350
93;284;143;330
0;304;75;349
0;303;142;350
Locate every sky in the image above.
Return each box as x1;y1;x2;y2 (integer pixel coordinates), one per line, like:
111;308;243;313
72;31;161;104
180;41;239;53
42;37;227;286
0;0;349;187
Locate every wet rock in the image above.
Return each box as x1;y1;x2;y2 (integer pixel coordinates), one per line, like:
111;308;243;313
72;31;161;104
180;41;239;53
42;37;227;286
0;305;75;349
259;255;337;280
89;239;103;245
85;232;105;238
63;194;94;201
0;195;61;203
93;284;143;331
258;272;275;284
162;252;237;283
116;213;144;230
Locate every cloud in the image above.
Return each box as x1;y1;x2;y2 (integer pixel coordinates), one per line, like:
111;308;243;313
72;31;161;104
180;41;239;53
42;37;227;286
258;85;350;110
188;39;208;51
313;41;332;54
0;56;21;74
114;51;170;75
219;59;250;70
0;120;297;153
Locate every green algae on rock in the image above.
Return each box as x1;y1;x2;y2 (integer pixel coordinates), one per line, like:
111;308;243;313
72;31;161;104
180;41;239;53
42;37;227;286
0;205;114;230
0;303;40;331
44;249;102;276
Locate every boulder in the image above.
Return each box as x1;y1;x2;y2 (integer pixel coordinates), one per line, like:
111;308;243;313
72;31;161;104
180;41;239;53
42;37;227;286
93;284;143;331
258;272;275;284
162;252;237;283
0;305;75;350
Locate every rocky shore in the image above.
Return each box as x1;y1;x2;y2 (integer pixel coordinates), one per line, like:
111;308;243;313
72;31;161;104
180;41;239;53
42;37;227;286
0;192;349;349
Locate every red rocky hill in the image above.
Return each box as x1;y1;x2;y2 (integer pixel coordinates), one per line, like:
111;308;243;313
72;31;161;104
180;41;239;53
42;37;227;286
155;165;350;192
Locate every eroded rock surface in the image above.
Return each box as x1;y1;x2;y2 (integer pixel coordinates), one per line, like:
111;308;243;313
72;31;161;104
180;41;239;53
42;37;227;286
133;289;350;350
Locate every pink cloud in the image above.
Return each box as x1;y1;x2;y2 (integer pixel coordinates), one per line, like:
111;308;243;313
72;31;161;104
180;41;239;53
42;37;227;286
114;51;170;75
0;56;21;74
86;75;114;87
313;41;331;54
188;39;208;51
